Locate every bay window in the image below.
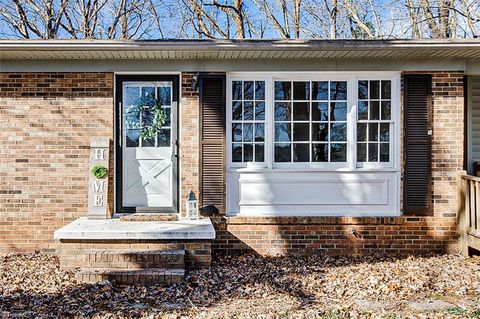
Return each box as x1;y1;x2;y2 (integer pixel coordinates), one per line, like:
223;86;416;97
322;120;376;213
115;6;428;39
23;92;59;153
226;72;400;217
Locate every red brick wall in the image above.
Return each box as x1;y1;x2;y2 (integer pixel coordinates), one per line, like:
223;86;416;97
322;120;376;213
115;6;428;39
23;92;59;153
0;73;114;253
430;72;464;217
212;216;457;256
180;73;200;218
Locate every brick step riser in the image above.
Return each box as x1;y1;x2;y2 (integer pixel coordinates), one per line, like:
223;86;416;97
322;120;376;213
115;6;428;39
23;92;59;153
84;251;184;270
86;261;184;269
77;269;184;285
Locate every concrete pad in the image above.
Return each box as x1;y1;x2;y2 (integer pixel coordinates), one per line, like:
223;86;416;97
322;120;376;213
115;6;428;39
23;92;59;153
54;217;216;240
408;300;454;312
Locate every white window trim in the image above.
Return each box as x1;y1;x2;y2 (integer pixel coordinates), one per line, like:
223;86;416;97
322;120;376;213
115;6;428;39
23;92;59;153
226;72;401;173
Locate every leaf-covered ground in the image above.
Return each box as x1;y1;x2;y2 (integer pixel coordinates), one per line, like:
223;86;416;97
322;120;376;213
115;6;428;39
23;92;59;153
0;253;479;318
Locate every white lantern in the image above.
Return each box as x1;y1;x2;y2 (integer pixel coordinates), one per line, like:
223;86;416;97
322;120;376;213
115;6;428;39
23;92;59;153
186;190;199;220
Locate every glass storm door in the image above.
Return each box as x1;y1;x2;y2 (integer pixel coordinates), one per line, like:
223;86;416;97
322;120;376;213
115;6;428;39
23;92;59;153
121;80;177;212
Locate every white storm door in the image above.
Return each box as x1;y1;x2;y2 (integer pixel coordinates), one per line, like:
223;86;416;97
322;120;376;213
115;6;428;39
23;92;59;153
122;81;176;211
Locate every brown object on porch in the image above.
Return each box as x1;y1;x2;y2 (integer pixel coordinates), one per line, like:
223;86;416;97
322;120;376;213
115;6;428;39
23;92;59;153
119;213;178;222
403;75;433;215
457;172;480;255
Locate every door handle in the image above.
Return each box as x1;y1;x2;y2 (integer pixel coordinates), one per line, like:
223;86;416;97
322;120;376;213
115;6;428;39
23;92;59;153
427;129;433;136
174;140;179;158
118;102;122;147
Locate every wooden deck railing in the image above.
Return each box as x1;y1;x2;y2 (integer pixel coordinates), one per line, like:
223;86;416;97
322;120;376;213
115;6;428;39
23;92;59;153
457;172;480;255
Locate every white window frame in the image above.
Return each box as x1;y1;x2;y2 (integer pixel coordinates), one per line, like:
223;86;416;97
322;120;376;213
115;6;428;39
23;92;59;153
226;72;401;172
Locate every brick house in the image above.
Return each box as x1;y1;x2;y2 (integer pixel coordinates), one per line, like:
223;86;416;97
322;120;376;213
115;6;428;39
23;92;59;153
1;39;479;283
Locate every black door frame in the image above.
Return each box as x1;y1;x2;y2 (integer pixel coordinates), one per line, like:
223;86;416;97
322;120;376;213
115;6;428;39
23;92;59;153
115;74;180;214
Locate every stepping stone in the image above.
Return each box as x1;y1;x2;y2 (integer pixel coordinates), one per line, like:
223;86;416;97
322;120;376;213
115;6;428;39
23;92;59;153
408;300;454;312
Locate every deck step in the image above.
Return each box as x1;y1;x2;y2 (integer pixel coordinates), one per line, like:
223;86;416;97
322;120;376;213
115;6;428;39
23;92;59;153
83;249;185;269
77;268;185;285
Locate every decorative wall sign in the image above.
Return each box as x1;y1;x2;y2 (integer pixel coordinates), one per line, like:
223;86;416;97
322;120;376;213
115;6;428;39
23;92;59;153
87;137;110;219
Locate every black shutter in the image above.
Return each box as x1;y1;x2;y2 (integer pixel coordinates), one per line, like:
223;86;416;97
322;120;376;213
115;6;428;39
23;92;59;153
199;75;226;213
404;75;432;215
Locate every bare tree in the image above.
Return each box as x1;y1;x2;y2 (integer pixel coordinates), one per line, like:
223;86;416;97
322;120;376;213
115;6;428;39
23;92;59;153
0;0;68;39
61;0;109;38
205;0;246;38
253;0;303;38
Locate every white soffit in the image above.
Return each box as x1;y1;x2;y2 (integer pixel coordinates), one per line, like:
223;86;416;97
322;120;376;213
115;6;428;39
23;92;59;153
1;39;480;60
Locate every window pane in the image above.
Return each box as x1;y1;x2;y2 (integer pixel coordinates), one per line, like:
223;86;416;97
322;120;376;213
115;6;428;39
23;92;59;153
312;102;328;121
125;86;140;107
244;81;254;100
293;102;309;120
331;143;347;162
358;101;368;120
142;108;155;127
380;123;390;142
255;144;264;162
141;86;155;99
312;143;328;162
275;123;291;142
368;123;378;141
381;101;391;120
312;81;328;100
255;102;265;120
370;101;380;120
274;102;291;121
255;81;265;100
232;143;242;162
312;123;328;142
275;81;291;100
293;82;310;100
368;143;378;162
244;101;254;120
126;130;140;147
232;81;242;100
125;113;140;130
243;123;253;142
232;123;242;142
330;123;347;141
370;81;380;99
330;81;347;100
293;143;309;162
331;102;347;121
293;123;309;141
232;101;242;121
357;143;366;162
143;136;155;147
157;129;170;147
358;81;368;99
163;108;171;127
243;143;253;162
380;143;389;162
255;123;265;142
275;143;291;162
158;86;172;105
357;123;367;141
381;80;391;99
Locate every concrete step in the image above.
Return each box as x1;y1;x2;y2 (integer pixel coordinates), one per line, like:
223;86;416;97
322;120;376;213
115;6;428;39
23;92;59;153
77;268;185;285
83;249;185;269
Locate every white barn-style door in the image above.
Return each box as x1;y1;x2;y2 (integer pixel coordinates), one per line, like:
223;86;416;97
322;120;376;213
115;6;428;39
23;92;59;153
118;77;178;213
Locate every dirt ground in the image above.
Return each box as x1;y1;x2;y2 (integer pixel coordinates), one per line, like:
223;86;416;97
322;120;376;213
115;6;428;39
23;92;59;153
0;253;479;318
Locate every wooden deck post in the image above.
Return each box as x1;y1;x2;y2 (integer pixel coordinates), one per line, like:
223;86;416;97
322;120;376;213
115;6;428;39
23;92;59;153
456;170;468;256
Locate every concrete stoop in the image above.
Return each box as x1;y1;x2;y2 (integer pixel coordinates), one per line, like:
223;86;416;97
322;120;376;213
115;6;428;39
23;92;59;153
76;249;186;285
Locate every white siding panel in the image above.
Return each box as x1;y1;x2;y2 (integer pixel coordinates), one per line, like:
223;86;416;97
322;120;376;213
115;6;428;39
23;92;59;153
227;171;400;216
